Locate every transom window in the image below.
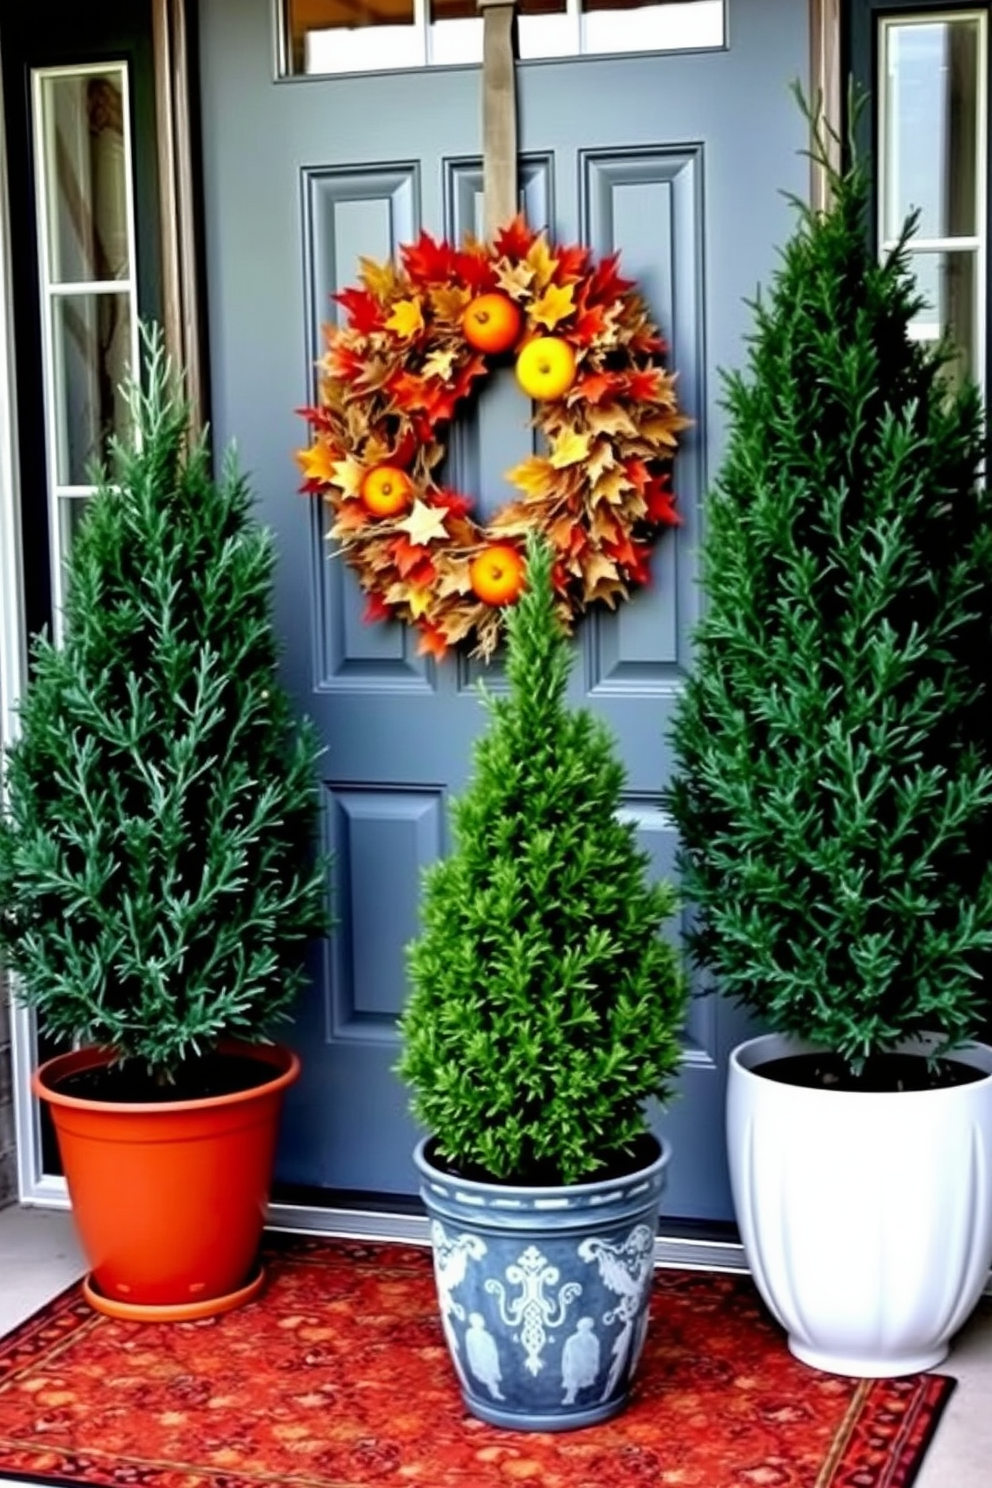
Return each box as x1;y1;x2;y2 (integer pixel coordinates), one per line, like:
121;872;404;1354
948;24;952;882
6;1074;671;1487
877;10;987;392
280;0;724;75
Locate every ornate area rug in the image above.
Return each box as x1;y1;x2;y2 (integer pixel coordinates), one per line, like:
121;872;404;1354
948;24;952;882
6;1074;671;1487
0;1235;953;1488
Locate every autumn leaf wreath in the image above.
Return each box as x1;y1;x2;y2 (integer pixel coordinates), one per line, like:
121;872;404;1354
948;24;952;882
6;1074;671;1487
297;215;688;660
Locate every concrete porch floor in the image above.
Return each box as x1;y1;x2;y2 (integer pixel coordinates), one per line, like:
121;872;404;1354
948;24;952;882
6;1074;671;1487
1;1204;991;1485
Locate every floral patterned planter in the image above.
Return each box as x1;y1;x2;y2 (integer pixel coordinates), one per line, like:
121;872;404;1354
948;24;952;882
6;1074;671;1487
414;1135;670;1431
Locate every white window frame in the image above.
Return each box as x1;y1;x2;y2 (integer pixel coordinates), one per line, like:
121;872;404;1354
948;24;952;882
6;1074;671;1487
30;61;141;637
877;9;988;395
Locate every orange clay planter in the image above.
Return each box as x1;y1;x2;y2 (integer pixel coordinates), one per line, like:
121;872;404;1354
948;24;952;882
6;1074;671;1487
33;1040;299;1321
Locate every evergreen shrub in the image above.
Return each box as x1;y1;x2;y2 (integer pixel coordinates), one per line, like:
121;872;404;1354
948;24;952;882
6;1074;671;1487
398;534;687;1184
666;99;992;1067
0;328;328;1078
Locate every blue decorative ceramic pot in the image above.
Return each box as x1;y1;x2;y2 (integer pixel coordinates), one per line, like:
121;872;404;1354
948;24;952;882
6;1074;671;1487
414;1134;670;1431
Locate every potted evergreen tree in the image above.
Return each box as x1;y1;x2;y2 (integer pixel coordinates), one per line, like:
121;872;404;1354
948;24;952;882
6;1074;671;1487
666;98;992;1376
0;327;327;1321
398;533;688;1431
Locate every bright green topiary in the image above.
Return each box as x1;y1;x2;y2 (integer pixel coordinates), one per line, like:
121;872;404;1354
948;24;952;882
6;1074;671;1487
666;97;992;1068
398;533;688;1185
0;327;328;1077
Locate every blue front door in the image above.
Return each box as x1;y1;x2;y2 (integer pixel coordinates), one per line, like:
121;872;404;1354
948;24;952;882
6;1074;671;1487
196;0;809;1217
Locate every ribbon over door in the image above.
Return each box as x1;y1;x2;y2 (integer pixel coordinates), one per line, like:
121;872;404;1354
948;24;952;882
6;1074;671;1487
477;0;519;238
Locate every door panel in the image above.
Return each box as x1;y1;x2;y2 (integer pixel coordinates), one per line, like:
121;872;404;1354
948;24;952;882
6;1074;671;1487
196;0;809;1218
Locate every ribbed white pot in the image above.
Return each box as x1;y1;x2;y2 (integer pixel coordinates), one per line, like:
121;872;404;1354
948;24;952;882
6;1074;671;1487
727;1032;992;1376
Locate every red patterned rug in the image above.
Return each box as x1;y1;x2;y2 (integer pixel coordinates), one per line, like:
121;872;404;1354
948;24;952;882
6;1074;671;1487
0;1235;953;1488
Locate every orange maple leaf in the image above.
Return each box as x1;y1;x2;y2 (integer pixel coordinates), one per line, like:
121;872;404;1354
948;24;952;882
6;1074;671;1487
625;367;665;402
391;534;433;579
296;440;339;485
329;501;370;536
573;370;625;406
573;304;608;345
417;623;450;660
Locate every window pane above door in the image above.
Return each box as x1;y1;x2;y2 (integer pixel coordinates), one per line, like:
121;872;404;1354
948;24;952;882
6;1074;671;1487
281;0;725;74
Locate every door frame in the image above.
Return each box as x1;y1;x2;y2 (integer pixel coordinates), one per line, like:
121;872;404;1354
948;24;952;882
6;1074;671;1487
1;0;839;1260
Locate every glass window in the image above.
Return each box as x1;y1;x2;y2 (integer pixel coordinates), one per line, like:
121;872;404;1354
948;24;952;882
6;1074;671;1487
33;63;139;626
879;13;986;389
281;0;724;75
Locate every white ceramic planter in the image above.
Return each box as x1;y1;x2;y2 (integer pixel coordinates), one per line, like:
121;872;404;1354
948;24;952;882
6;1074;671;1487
727;1032;992;1376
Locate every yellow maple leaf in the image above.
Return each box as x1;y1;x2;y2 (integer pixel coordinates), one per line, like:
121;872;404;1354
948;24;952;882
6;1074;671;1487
407;586;433;619
296;441;338;484
505;456;557;501
359;256;400;299
385;298;425;339
422;347;459;382
397;500;449;545
526;235;559;291
530;283;575;331
550;429;591;469
495;260;535;298
330;456;365;499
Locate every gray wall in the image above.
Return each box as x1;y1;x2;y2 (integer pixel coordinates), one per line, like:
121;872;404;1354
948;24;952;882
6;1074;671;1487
0;973;14;1206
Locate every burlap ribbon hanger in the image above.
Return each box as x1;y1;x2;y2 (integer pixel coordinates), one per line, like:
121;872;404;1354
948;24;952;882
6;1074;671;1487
477;0;519;239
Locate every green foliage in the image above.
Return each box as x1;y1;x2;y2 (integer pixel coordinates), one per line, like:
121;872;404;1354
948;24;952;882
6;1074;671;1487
666;96;992;1066
0;327;328;1076
398;534;687;1184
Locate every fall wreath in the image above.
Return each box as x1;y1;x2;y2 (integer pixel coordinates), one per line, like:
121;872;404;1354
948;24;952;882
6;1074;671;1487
297;216;688;660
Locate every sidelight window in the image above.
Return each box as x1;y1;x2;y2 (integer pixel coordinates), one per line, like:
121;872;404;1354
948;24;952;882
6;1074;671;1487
31;63;140;627
877;11;987;391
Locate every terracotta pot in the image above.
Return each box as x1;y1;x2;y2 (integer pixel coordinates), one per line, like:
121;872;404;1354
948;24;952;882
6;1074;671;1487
33;1040;299;1321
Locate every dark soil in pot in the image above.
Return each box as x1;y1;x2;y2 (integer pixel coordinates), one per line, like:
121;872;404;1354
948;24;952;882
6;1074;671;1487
52;1051;277;1104
759;1051;986;1093
426;1131;661;1188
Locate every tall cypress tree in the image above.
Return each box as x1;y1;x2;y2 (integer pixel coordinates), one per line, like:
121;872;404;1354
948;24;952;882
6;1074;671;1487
0;328;327;1079
398;534;687;1184
667;98;992;1069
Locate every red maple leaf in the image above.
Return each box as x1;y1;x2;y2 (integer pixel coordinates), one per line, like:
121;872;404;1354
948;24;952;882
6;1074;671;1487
363;592;393;625
645;477;681;526
494;215;539;258
554;242;590;283
630;327;667;355
433;488;474;518
455;247;497;293
327;343;367;383
332;287;384;334
586;252;634;305
295;403;333;432
625;368;665;403
573;304;608;345
624;457;651;493
401;232;457;285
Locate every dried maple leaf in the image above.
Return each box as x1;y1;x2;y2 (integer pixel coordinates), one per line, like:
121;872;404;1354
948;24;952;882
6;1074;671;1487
530;283;575;332
587;405;639;439
430;284;472;322
359;256;401;300
585;440;617;486
591;467;635;506
435;559;475;599
550;429;591;469
330;456;365;498
495;259;536;298
582;550;620;600
422;347;459;381
385;299;425;339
